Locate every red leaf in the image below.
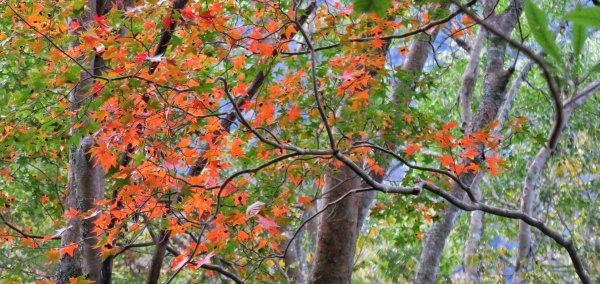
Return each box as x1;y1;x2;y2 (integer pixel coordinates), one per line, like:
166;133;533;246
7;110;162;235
196;251;215;267
256;215;279;230
135;52;147;64
63;208;79;219
61;242;78;257
436;155;454;168
460;148;478;160
69;20;80;31
405;144;421;157
442;122;458;131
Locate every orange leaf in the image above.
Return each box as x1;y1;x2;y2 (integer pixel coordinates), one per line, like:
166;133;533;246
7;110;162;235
436;155;454;168
298;196;313;207
405;144;421;157
69;277;95;284
460;148;479;160
63;208;79;219
442;122;458;131
287;105;302;122
61;242;78;257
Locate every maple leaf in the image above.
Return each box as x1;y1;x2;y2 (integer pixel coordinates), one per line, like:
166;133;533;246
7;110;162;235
297;196;313;207
233;81;248;96
40;194;50;204
464;162;479;174
231;55;246;69
69;20;81;31
63;208;79;219
488;165;503;177
163;17;175;28
462;14;475;25
287;105;302;122
237;230;250;242
229;137;245;157
460;148;479;160
404;144;421;157
233;191;250;206
442;122;458;131
135;52;147;64
61;242;78;257
82;34;102;49
196;251;215;267
485;153;503;177
69;277;95;284
436;155;455;168
256;215;279;230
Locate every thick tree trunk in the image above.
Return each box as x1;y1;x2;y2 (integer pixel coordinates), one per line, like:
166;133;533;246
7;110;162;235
309;22;441;282
309;166;362;283
75;136;105;282
56;165;83;283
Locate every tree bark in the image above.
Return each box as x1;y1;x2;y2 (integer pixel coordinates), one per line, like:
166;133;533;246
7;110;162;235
415;1;523;282
513;79;600;283
57;1;109;282
462;46;534;284
309;166;362;283
462;182;484;284
309;20;441;283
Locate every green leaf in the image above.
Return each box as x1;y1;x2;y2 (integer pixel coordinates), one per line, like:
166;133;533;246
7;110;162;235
524;0;561;63
565;6;600;27
590;62;600;75
572;23;585;60
352;0;392;16
571;5;587;60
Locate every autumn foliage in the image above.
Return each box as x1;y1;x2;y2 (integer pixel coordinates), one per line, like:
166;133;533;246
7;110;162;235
0;0;598;283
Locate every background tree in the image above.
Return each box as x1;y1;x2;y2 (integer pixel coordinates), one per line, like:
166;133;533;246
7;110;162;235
0;0;598;283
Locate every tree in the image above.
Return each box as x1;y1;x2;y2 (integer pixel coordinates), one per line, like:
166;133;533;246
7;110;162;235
0;0;598;283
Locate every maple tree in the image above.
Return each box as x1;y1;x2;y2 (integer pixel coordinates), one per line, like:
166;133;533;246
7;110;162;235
0;0;599;283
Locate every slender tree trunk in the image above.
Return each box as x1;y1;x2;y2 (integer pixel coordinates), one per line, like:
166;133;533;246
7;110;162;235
415;1;524;282
462;43;534;284
462;183;484;284
57;1;109;282
512;83;600;281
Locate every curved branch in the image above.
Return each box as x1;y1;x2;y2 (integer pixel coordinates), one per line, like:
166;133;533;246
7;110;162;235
420;182;591;284
282;0;477;56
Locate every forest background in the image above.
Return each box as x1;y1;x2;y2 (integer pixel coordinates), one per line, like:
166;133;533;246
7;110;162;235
0;0;598;283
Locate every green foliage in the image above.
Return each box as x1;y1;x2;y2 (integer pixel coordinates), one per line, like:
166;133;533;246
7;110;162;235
571;5;586;60
565;6;600;27
524;0;561;63
352;0;392;16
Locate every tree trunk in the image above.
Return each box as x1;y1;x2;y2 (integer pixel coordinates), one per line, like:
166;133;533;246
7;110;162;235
309;166;362;283
512;83;600;282
57;1;109;282
309;21;441;283
462;186;484;284
462;59;535;284
415;1;523;282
